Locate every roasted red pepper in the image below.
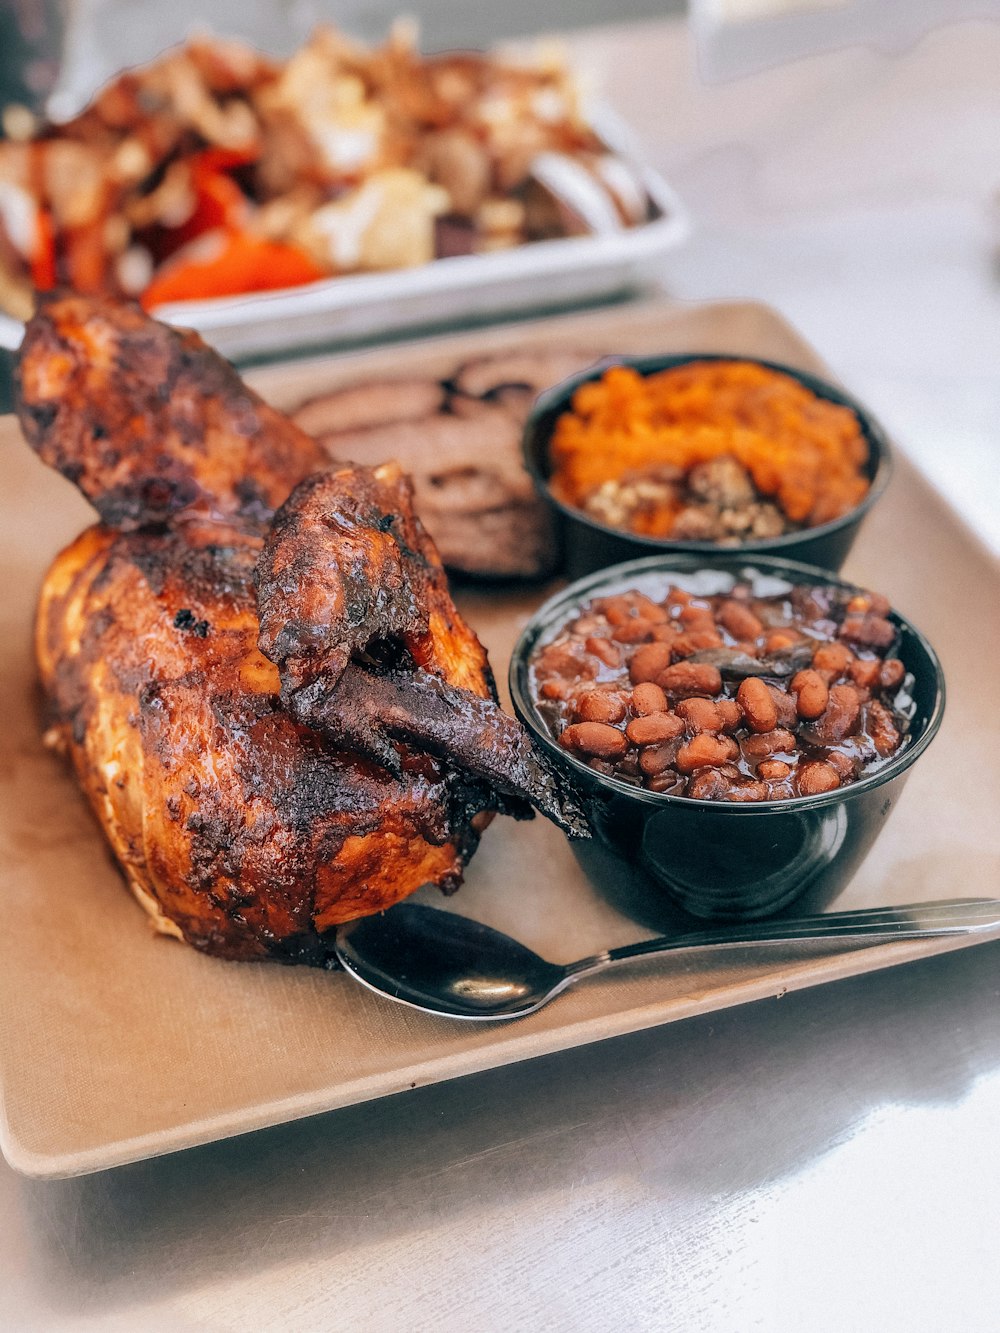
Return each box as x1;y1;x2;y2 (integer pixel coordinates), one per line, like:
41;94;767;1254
30;208;58;291
141;229;326;307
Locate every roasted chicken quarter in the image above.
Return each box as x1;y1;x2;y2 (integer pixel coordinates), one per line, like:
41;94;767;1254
16;294;587;965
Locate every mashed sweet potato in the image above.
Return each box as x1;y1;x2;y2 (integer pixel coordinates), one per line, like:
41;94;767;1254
548;360;870;539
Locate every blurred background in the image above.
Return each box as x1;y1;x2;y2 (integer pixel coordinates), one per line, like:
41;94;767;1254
2;0;999;546
3;0;685;117
3;0;996;117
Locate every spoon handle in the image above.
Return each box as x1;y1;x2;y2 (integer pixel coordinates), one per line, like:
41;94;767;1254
567;897;1000;981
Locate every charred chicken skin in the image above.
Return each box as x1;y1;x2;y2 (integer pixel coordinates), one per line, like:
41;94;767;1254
18;294;586;964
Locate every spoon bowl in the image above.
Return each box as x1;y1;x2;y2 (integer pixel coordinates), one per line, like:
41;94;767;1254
334;898;1000;1021
335;905;570;1018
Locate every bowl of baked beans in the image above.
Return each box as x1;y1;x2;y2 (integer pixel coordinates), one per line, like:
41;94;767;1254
522;354;892;579
510;554;944;921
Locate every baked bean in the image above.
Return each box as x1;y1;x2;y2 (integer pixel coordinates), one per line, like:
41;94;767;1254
879;658;905;690
676;733;738;773
610;617;656;645
602;597;638;626
767;684;799;728
866;699;901;756
676;697;724;733
651;622;679;642
827;750;856;780
687;769;733;800
716;699;743;732
848;657;881;689
790;669;829;720
672;628;724;657
585;637;623;667
809;683;862;744
531;577;911;802
737;676;778;733
724;781;771;803
575;691;627;725
764;630;798;653
839;614;896;650
570;615;602;636
796;761;841;795
639;741;681;776
629;642;672;684
631;681;669;715
717;599;764;642
679;603;715;629
626;713;685;746
847;592;890;616
629;593;669;623
535;641;597;680
741;729;797;758
658;661;723;697
812;641;853;676
560;721;628;759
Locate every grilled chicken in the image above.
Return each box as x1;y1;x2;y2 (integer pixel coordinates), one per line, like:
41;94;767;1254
18;294;586;964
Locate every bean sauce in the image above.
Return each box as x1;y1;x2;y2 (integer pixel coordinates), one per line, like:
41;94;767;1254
529;580;913;802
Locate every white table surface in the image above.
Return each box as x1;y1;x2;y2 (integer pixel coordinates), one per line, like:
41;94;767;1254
3;15;1000;1332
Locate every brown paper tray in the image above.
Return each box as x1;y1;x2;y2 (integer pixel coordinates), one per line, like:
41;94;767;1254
2;298;998;1179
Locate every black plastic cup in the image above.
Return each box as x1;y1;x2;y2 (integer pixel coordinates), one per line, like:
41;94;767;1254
509;554;945;925
522;353;893;580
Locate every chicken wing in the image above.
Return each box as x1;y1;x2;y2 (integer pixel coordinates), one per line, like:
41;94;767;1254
16;291;326;530
255;465;587;830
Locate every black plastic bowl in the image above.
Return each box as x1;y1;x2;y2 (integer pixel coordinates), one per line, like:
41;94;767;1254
523;353;892;580
509;554;945;924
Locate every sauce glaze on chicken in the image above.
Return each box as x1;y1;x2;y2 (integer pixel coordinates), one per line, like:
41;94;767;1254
17;294;586;964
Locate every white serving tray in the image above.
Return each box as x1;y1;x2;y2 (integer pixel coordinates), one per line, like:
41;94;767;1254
0;107;688;361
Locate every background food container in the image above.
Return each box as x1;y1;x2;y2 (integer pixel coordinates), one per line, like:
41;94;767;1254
0;105;688;372
510;553;945;923
522;352;893;579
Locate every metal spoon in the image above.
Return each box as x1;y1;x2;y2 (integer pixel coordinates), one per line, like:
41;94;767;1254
334;897;1000;1021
